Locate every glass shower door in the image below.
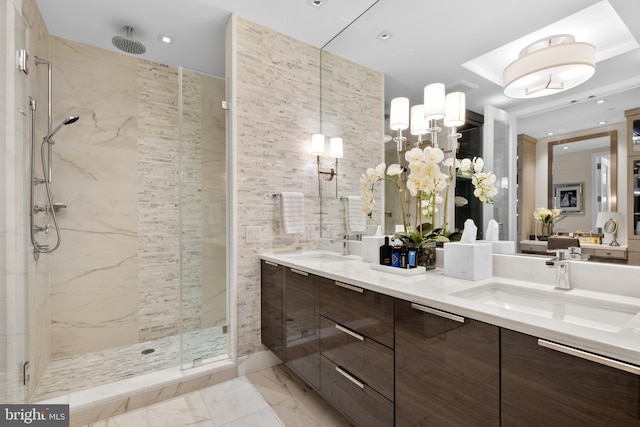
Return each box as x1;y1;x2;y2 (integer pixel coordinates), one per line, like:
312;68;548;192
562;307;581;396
1;0;29;404
179;67;228;367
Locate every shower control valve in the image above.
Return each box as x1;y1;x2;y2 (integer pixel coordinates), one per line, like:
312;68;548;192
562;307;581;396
34;225;49;234
33;205;49;214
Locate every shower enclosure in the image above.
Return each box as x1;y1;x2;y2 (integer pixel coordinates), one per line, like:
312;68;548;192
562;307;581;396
1;1;230;404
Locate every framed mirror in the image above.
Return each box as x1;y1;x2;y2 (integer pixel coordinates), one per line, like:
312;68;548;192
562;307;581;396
547;131;617;233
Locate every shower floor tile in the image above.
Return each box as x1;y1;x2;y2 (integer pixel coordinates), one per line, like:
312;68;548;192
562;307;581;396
32;326;227;402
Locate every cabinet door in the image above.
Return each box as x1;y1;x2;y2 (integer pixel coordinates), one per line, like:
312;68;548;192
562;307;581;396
395;300;500;426
285;268;320;389
502;329;640;426
260;260;285;361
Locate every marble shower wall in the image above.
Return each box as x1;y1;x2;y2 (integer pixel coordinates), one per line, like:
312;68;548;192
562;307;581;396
49;36;140;357
232;16;384;357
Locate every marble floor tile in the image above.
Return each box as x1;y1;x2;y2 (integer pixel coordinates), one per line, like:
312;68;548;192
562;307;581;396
84;365;351;427
145;392;213;427
200;377;270;426
247;364;352;427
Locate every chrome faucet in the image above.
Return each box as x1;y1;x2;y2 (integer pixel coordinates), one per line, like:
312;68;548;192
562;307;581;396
545;249;571;290
330;234;349;255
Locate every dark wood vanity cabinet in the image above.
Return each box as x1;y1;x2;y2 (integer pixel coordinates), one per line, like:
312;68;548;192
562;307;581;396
501;329;640;426
260;260;285;361
319;277;395;427
395;299;500;426
285;267;320;389
261;262;640;426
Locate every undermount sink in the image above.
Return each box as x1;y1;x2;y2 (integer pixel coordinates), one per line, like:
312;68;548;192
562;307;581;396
451;283;640;333
284;253;355;263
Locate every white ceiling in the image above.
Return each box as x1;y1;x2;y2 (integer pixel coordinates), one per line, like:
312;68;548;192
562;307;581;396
35;0;640;139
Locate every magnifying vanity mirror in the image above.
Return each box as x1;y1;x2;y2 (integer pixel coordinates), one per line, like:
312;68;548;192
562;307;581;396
604;218;620;246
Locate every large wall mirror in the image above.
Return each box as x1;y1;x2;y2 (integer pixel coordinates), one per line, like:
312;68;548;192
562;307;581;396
547;131;617;234
315;0;639;241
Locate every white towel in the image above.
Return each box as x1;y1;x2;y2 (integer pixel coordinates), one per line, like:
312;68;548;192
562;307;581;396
346;195;366;233
280;192;305;234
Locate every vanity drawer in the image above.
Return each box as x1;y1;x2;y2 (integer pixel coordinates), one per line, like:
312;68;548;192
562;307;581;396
319;277;394;348
320;316;394;401
594;248;627;260
521;243;545;254
320;355;394;427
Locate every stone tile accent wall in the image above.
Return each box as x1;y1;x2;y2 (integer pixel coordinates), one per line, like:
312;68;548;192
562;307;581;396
136;60;181;341
232;17;384;357
234;17;321;356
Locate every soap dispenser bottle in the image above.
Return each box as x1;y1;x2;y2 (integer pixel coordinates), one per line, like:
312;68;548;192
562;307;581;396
380;236;392;266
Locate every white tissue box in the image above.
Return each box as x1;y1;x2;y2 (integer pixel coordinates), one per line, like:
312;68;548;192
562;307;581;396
479;240;516;254
361;236;386;263
443;242;492;281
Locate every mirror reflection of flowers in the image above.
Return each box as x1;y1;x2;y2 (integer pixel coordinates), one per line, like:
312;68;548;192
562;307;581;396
533;207;560;227
360;146;498;245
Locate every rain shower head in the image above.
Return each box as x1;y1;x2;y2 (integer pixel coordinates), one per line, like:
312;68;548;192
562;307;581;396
44;115;79;141
112;26;146;55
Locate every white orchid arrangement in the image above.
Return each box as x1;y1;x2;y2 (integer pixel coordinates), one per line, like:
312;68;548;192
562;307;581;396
361;146;498;244
533;207;560;226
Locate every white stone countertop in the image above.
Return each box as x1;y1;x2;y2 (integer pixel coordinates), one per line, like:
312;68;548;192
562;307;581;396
261;249;640;367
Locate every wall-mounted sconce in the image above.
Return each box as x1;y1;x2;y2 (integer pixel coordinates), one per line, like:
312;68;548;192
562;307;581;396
311;133;343;198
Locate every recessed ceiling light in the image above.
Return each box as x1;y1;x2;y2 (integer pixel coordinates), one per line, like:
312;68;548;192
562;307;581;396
563;146;569;150
547;132;555;136
598;120;607;125
596;99;606;104
377;31;393;41
158;34;173;44
307;0;327;7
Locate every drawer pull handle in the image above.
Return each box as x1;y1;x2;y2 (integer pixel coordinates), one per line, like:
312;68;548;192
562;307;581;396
538;339;640;376
290;268;308;276
335;366;364;389
264;261;278;267
334;281;363;293
410;303;465;323
335;324;364;341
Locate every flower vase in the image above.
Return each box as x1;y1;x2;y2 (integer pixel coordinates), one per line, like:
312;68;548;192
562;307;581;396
418;242;437;270
539;223;552;241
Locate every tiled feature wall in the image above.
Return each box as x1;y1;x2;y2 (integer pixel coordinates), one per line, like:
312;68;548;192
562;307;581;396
320;51;384;237
233;17;384;357
136;60;181;341
234;17;321;356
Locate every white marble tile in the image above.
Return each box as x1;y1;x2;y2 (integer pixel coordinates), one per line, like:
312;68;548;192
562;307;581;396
87;408;148;427
221;406;284;427
200;377;269;426
145;392;212;427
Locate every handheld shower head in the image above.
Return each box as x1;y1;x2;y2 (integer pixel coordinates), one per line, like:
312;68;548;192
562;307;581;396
44;115;79;141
